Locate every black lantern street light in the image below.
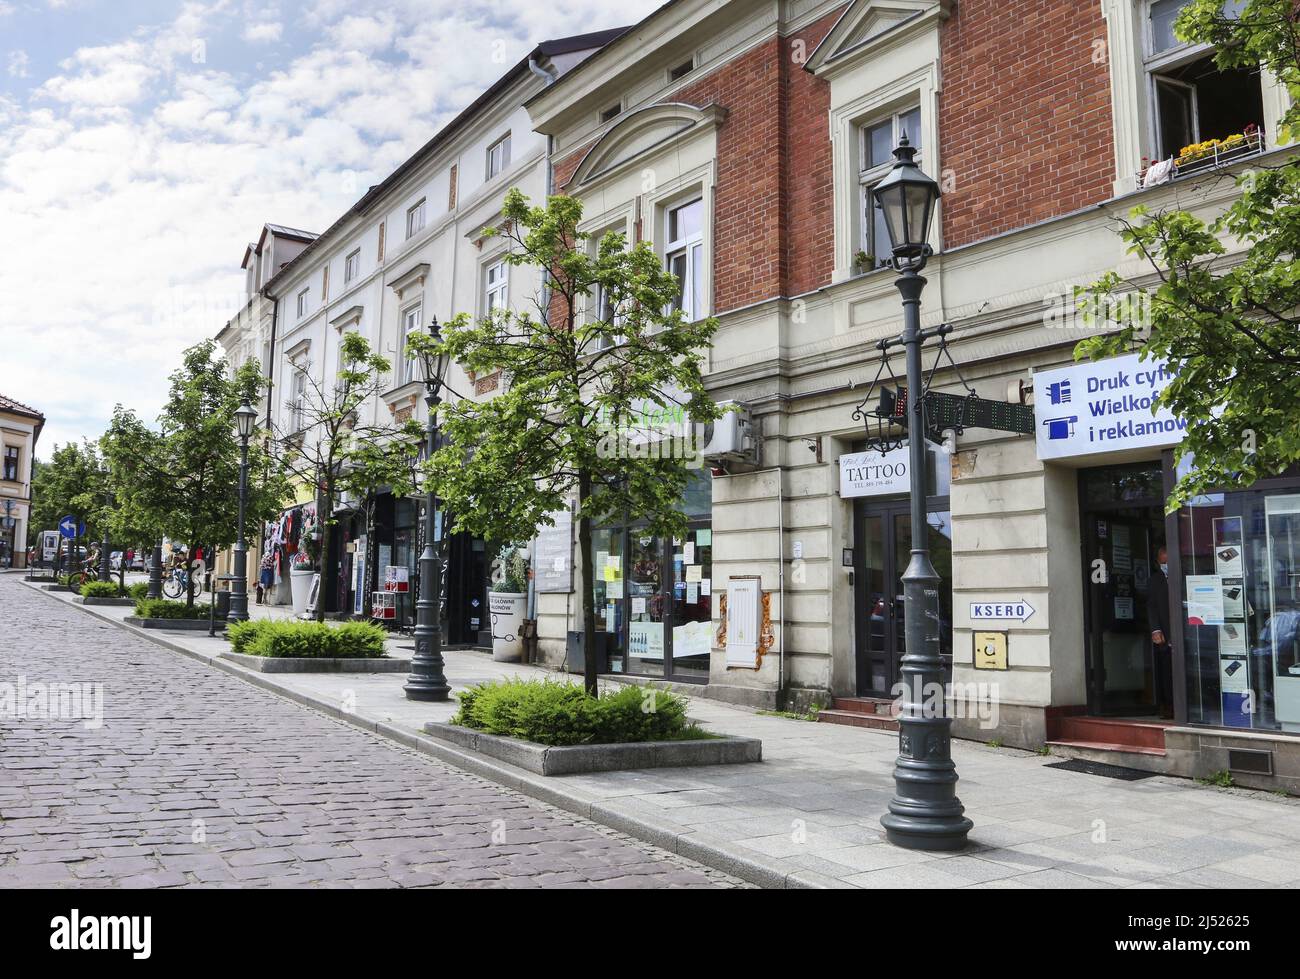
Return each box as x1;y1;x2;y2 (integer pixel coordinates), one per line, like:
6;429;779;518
98;480;113;583
404;315;452;702
872;135;972;851
228;398;258;624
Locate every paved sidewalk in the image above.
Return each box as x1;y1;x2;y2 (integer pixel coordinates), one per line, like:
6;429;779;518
27;581;1300;889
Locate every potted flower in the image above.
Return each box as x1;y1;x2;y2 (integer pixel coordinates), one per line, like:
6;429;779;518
289;523;319;616
489;547;529;663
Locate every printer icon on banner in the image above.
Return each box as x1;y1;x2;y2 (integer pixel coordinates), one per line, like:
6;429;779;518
1043;415;1078;440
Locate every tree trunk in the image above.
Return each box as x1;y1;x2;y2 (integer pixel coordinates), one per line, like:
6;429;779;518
577;470;597;696
315;489;331;623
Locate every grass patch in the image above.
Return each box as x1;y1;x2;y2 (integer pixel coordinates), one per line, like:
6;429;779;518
225;619;388;658
451;678;709;746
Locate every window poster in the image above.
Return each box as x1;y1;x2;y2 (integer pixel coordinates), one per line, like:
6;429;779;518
672;619;712;660
1186;575;1225;626
1220;655;1249;694
1112;524;1132;574
1219;622;1248;656
1213;516;1244;577
685;565;702;583
696;529;711;547
629;621;664;661
684;542;695;564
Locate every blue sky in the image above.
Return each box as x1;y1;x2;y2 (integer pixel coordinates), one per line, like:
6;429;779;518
0;0;657;453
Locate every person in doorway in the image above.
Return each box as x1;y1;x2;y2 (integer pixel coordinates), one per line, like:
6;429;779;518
1149;544;1175;719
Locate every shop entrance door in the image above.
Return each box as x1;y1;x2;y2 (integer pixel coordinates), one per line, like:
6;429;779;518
1079;463;1168;716
854;499;953;697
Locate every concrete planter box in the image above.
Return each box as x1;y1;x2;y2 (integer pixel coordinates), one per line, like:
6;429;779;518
77;596;135;606
124;616;217;631
424;722;762;776
220;652;411;673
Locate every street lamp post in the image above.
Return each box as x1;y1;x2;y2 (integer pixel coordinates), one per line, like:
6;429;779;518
873;135;973;851
228;399;258;624
404;315;452;702
98;488;112;583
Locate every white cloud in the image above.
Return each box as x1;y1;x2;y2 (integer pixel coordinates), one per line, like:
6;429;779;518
242;21;282;43
0;0;660;451
6;50;27;77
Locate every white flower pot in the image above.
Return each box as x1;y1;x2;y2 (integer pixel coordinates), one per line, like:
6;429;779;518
290;568;315;615
489;592;528;662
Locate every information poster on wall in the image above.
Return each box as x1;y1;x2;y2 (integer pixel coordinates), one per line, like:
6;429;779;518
1112;524;1132;574
533;507;574;594
1186;576;1225;626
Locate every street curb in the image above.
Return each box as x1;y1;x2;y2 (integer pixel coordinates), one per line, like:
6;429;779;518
25;581;831;890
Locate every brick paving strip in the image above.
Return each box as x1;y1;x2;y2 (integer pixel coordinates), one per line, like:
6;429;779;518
13;575;1300;889
0;577;744;889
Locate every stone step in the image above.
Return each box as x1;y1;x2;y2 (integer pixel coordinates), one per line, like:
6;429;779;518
830;696;897;716
1055;716;1171;752
816;708;899;732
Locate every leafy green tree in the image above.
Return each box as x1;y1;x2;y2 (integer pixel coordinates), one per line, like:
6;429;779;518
1078;0;1300;506
336;419;424;616
131;341;288;605
29;440;106;572
426;190;721;694
99;407;173;590
272;331;399;622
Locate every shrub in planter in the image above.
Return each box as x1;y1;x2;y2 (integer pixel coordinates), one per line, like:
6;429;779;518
226;619;274;653
80;581;124;599
452;678;701;746
235;620;388;658
127;582;150;601
133;598;208;620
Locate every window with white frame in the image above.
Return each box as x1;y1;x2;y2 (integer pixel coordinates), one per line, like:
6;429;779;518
591;225;628;350
400;304;422;385
486;133;511;180
296;288;309;319
289;364;308;432
858;106;922;269
665;197;704;322
406;199;426;239
3;445;19;482
344;249;360;284
1143;0;1261;164
484;259;508;315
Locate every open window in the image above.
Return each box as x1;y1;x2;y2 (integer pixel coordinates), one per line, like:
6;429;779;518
858;105;921;270
665;197;704;322
1144;0;1263;176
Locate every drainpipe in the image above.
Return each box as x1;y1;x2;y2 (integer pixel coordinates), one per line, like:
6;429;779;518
526;54;557;627
776;464;786;703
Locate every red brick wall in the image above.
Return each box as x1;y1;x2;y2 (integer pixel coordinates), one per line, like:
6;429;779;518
781;10;840;297
939;0;1115;250
553;8;841;314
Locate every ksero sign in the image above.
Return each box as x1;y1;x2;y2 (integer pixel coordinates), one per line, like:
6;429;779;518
1034;353;1187;461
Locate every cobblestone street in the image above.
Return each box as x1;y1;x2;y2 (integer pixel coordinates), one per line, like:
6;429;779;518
0;578;738;888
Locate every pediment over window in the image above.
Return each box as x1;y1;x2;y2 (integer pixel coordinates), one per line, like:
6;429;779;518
806;0;952;76
567;102;728;189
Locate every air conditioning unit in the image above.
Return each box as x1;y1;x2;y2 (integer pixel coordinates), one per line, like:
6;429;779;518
702;402;758;463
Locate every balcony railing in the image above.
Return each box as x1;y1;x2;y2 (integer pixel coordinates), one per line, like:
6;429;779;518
1136;129;1265;190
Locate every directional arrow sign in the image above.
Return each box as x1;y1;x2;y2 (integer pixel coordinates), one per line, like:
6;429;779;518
970;600;1036;623
58;515;86;539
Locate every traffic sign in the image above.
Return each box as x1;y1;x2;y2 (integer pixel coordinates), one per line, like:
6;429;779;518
58;515;85;539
